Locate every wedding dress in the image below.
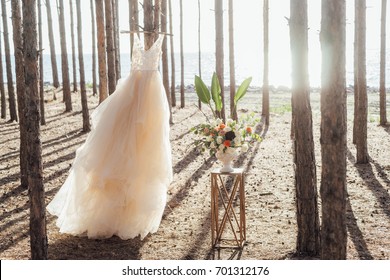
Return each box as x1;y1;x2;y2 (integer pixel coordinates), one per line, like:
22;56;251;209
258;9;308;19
47;35;173;240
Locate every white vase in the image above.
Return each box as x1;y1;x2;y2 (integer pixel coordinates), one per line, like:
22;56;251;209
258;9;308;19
216;151;237;173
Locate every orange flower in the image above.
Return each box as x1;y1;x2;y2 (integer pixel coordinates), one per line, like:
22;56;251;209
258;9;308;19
246;127;252;134
223;140;231;147
219;123;226;130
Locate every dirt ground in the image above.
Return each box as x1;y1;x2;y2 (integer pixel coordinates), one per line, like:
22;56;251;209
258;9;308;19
0;86;389;260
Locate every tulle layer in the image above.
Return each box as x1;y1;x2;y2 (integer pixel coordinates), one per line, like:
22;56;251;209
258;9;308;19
47;70;172;240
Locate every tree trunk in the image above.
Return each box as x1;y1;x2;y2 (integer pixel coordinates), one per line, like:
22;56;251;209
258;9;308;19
95;0;108;103
12;0;28;188
90;0;98;96
143;0;154;49
263;0;270;126
154;0;161;40
161;0;172;124
58;0;72;111
38;0;45;125
168;0;176;107
76;0;91;133
1;0;18;122
197;0;201;109
353;0;358;144
45;0;60;88
129;0;139;57
0;31;5;119
105;0;116;94
215;0;225;121
180;0;185;108
380;0;387;125
228;0;236;120
69;0;77;92
290;0;320;257
355;0;368;164
23;0;48;260
320;0;347;260
112;0;121;81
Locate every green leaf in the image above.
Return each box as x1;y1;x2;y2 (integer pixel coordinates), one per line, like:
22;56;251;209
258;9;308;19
194;75;211;104
234;77;252;105
211;72;222;112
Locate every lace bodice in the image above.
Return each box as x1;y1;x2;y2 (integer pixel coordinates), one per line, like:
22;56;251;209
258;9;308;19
131;35;164;71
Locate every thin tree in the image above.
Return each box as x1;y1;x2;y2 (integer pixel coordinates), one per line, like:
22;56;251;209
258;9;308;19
168;0;176;107
129;0;139;57
76;0;91;132
161;0;172;123
380;0;387;125
95;0;108;103
23;0;48;259
197;0;201;109
105;0;116;94
180;0;184;108
38;0;45;125
69;0;77;92
1;0;18;122
215;0;225;120
112;0;121;81
90;0;98;96
262;0;270;125
228;0;236;120
290;0;320;256
58;0;72;111
45;0;60;88
355;0;368;164
0;27;6;119
320;0;347;259
143;0;154;49
12;0;28;188
154;0;161;41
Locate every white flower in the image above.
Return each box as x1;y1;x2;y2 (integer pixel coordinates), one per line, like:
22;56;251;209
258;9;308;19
216;118;223;125
216;136;223;144
210;142;216;149
223;126;232;132
206;135;213;142
241;143;249;152
227;118;234;126
219;144;225;150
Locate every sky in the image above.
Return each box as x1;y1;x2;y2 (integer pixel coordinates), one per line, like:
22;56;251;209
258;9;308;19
1;0;389;87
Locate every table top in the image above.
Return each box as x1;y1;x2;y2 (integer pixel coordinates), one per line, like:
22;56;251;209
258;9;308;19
211;168;245;175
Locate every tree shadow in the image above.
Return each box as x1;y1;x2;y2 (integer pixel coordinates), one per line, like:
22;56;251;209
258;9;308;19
173;147;202;174
347;149;390;219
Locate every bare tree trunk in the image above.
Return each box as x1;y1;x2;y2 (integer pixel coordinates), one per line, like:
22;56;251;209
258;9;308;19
320;0;347;260
0;31;5;119
161;0;172;124
154;0;161;40
143;0;154;49
90;0;98;96
76;0;91;133
105;0;116;94
23;0;47;260
69;0;77;93
197;0;201;109
129;0;139;57
380;0;387;125
215;0;225;121
1;0;18;122
353;0;358;144
263;0;270;126
45;0;60;88
58;0;72;111
38;0;45;125
290;0;320;257
95;0;108;103
112;0;121;81
355;0;368;164
168;0;176;107
180;0;185;108
12;0;28;188
228;0;236;120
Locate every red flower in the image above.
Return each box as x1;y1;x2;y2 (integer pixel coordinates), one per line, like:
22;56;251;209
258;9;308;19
223;140;231;147
246;127;252;134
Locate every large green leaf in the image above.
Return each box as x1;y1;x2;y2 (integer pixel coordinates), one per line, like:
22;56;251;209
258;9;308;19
194;75;211;104
211;72;222;112
234;77;252;105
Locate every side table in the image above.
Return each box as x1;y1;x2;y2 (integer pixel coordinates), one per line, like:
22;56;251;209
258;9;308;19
210;168;246;249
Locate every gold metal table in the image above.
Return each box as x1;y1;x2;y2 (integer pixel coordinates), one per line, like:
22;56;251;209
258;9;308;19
210;168;246;249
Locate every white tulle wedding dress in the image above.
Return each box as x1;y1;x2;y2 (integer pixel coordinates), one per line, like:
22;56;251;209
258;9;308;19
47;35;172;240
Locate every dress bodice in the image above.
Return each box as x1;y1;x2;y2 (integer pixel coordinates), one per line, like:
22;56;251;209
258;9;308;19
131;35;164;71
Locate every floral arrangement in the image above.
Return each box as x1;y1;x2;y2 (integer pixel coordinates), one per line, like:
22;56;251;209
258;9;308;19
191;72;261;159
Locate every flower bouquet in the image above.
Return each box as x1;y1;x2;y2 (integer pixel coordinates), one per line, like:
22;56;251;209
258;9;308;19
191;73;261;172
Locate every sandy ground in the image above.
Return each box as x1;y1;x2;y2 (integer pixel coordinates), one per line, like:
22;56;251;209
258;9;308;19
0;86;389;260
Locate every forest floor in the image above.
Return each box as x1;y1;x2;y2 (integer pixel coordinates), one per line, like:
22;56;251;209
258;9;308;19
0;86;389;260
